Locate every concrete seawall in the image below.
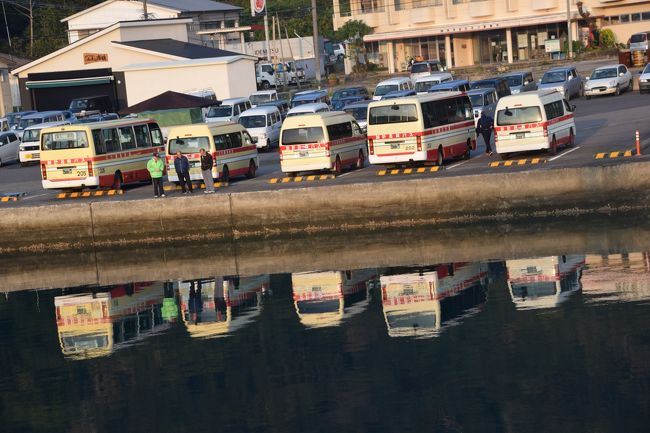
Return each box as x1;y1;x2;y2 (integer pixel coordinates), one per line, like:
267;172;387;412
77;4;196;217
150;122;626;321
1;160;650;253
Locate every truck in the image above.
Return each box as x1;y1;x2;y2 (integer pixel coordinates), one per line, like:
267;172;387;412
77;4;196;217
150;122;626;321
255;61;306;90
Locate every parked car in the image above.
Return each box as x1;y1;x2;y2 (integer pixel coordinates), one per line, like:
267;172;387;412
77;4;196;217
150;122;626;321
382;89;417;100
373;77;413;101
584;64;633;99
20;119;71;166
470;77;511;98
239;105;282;151
467;88;498;126
291;90;331;108
250;90;278;107
14;110;70;139
409;59;446;83
538;66;583;100
639;63;650;93
0;130;20;166
68;95;114;117
286;102;330;117
259;99;291;119
332;42;346;61
6;111;35;129
342;100;370;133
331;86;369;110
501;71;537;94
205;97;251;123
428;79;471;93
75;113;119;123
414;72;454;94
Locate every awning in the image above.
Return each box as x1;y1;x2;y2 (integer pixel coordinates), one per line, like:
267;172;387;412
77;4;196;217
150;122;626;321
25;76;113;89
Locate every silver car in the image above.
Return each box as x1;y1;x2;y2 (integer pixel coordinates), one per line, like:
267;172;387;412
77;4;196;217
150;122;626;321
538;66;583;100
584;64;633;99
467;88;498;127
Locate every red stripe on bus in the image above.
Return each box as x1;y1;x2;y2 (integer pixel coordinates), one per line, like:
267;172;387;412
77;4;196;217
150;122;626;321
280;136;361;151
367;120;474;140
42;146;164;165
494;114;573;132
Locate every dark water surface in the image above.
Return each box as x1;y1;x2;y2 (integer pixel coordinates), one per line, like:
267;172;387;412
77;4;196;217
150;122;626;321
2;250;650;433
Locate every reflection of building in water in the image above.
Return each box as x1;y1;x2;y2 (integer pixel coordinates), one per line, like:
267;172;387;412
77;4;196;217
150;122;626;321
292;270;378;328
506;255;585;310
179;275;269;338
381;263;487;339
582;253;650;304
54;282;171;359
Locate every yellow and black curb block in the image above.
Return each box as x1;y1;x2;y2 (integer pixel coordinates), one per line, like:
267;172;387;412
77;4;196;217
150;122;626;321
57;190;124;199
1;192;27;202
164;182;228;192
594;150;635;159
268;174;335;184
377;166;443;176
489;158;546;168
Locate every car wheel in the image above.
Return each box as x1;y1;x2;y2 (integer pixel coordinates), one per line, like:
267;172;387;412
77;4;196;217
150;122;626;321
0;158;3;167
246;160;256;179
628;80;633;92
615;85;620;96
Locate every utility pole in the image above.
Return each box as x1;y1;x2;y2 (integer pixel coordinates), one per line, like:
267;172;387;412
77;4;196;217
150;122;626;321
264;14;271;61
310;0;321;86
143;0;148;19
567;0;573;59
2;1;11;48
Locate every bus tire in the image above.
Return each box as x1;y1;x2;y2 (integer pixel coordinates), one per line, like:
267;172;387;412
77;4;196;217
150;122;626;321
500;152;510;161
246;160;256;178
463;139;471;160
20;161;28;167
112;172;123;190
550;137;558;155
221;165;230;182
567;129;575;148
356;150;365;169
436;146;444;166
332;156;342;175
0;158;3;167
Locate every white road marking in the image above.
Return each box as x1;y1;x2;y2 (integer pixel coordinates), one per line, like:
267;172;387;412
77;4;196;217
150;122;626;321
447;159;472;170
21;193;48;200
549;146;581;162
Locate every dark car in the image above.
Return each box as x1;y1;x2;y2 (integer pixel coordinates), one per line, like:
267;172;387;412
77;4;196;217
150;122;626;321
332;95;368;110
342;100;370;133
428;79;471;93
381;89;417;100
470;77;511;98
68;95;114;117
331;86;369;110
259;99;291;120
74;113;120;123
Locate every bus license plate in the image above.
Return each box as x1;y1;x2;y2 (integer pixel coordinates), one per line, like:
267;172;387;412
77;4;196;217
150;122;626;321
390;143;400;149
515;132;526;139
62;168;72;175
299;151;309;157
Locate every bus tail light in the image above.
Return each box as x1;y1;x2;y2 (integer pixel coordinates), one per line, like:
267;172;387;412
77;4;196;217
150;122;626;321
279;147;283;161
416;135;422;152
87;161;93;177
41;163;47;180
368;138;374;155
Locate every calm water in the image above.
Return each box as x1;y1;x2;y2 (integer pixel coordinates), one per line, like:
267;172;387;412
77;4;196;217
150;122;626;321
2;252;650;433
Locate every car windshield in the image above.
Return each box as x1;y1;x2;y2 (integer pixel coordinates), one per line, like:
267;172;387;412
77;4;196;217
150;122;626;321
644;64;650;74
168;136;210;154
292;98;317;107
41;131;89;150
69;99;89;110
541;71;567;84
375;84;399;96
496;106;543;126
22;128;41;142
344;107;367;121
631;33;647;43
504;75;523;87
470;80;496;89
410;64;429;73
333;89;359;99
18;117;44;129
250;94;271;105
590;68;617;79
207;106;232;118
7;113;24;126
415;80;438;92
282;127;324;145
239;115;267;128
369;104;418;125
469;94;485;107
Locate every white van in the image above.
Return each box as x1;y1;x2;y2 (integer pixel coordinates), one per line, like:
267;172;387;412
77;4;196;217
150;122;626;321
205;97;252;123
20;120;71;166
250;90;278;107
0;131;20;166
15;110;69;140
373;77;413;101
414;73;454;94
238;105;282;151
494;89;576;158
286;102;330;118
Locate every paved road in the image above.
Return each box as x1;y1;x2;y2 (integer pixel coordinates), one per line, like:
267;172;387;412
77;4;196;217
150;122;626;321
2;88;650;208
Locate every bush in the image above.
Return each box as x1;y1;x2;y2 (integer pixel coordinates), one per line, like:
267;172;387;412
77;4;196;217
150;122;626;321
600;29;616;48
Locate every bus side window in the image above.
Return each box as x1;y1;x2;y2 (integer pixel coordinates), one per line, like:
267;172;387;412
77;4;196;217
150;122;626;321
150;125;163;146
133;125;151;148
214;134;228;151
93;129;106;155
229;132;242;148
118;126;136;150
102;128;120;153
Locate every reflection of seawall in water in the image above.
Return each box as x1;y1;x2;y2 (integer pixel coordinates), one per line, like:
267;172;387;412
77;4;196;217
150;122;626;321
582;253;650;304
506;255;585;310
381;263;488;339
54;282;170;360
292;270;378;328
179;275;269;338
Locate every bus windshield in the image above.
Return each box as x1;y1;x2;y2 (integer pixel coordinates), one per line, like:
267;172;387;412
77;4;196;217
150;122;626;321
42;131;89;150
239;115;266;128
168;136;210;154
282;127;324;145
369;104;418;125
496;106;542;126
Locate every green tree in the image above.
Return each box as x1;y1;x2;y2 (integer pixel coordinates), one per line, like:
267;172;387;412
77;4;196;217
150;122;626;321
334;19;373;71
599;28;616;48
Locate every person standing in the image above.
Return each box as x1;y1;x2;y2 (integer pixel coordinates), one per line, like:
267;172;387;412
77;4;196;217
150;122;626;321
173;150;193;194
476;111;494;156
147;152;165;198
199;148;215;194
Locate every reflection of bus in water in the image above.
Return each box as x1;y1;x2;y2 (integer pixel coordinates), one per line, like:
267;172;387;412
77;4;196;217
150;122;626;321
179;275;269;338
292;270;378;328
506;255;585;310
54;282;170;359
381;263;488;339
582;253;650;304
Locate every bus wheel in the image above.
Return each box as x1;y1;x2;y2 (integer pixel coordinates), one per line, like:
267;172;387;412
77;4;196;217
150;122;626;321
246;160;256;178
112;172;123;190
20;161;28;167
463;139;471;160
221;165;230;182
500;153;510;161
356;150;365;169
0;158;3;167
567;130;575;148
436;146;444;166
332;156;342;175
550;137;558;156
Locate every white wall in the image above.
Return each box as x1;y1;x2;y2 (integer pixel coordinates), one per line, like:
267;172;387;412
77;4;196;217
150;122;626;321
67;1;177;32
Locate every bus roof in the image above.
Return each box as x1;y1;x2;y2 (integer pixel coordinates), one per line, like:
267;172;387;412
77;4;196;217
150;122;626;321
368;91;465;108
282;111;352;128
495;89;560;107
41;118;156;132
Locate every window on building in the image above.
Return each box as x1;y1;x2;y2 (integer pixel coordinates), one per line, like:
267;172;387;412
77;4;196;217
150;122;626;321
360;0;384;13
621;14;630;23
632;13;641;22
610;15;620;25
643;12;650;21
339;0;351;16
